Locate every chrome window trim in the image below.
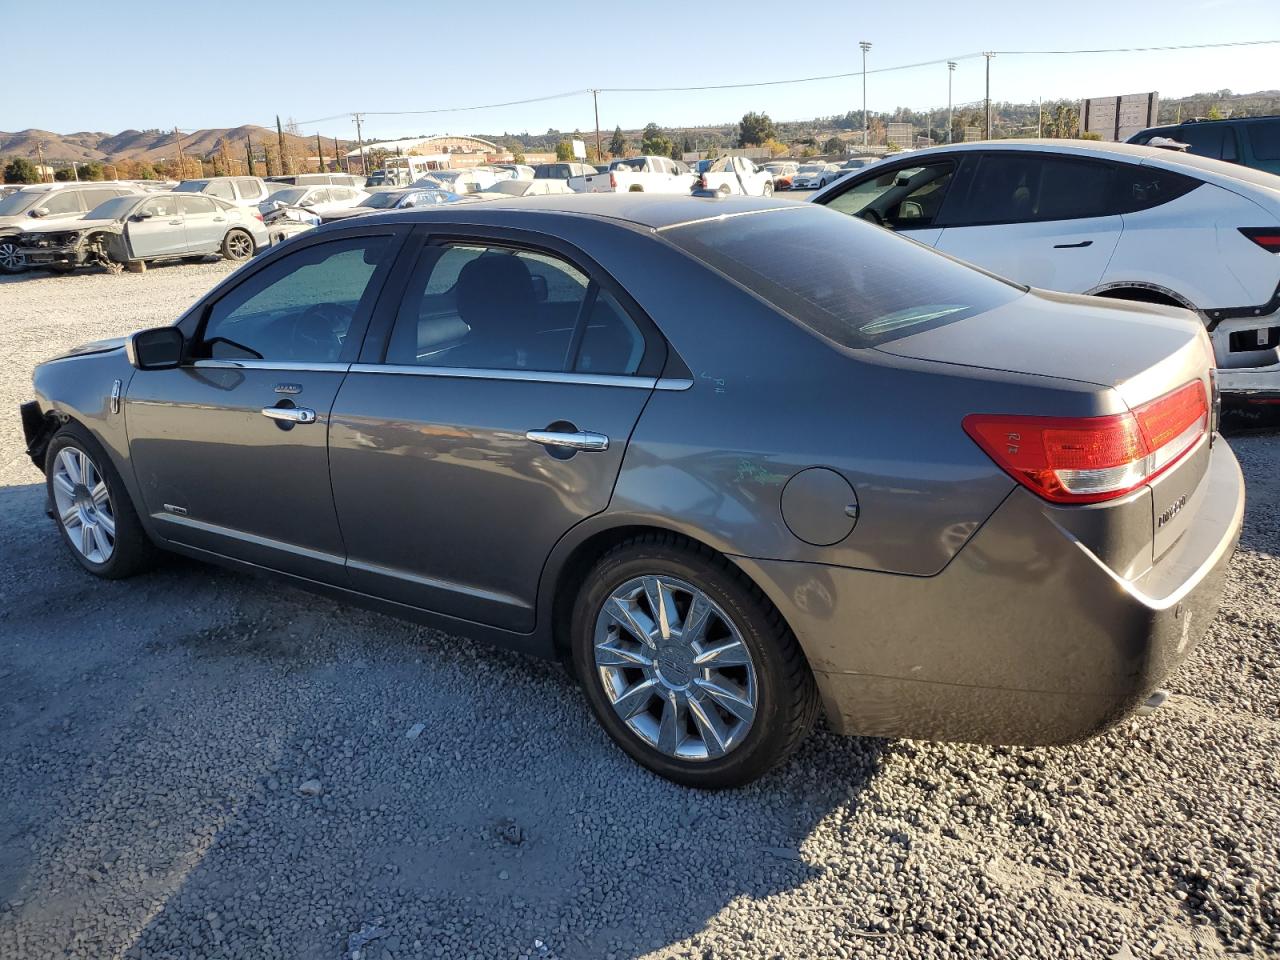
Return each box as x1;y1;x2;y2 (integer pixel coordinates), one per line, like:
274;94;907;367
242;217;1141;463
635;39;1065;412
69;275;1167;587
190;359;352;372
349;363;660;389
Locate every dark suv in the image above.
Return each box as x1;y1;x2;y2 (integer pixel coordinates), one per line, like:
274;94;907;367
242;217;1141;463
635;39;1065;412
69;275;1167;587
1128;115;1280;175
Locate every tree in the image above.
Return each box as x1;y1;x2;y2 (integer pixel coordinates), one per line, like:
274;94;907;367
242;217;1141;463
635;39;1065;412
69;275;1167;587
54;167;74;182
555;140;574;161
738;111;776;147
608;126;626;157
639;123;673;158
3;157;40;184
822;136;844;154
761;138;789;158
1206;104;1224;120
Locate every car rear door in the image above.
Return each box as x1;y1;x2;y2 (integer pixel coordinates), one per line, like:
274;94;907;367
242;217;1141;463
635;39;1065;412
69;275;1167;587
176;195;224;252
932;152;1123;291
125;195;187;258
328;227;665;633
125;227;406;581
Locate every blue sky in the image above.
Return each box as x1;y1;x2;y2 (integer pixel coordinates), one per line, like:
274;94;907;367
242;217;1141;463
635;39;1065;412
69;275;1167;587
4;0;1277;140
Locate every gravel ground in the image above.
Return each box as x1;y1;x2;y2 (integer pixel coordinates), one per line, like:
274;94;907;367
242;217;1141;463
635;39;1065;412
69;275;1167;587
0;264;1277;960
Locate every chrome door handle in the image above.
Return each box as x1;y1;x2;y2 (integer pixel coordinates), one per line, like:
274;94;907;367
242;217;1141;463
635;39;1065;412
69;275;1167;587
525;429;609;452
261;406;317;424
167;219;182;225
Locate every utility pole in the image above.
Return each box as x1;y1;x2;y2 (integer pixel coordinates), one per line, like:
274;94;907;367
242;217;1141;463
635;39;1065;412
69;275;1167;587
316;132;324;173
353;113;367;177
173;128;186;179
591;89;602;162
947;61;956;143
35;142;48;182
276;115;288;175
983;52;995;140
1037;98;1043;138
859;41;872;147
245;135;255;176
334;137;344;173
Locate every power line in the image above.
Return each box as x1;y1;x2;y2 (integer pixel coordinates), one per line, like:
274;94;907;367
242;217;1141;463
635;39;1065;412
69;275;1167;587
994;39;1279;55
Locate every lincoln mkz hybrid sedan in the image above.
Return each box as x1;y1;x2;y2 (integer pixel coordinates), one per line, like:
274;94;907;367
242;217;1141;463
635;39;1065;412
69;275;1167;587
21;195;1244;787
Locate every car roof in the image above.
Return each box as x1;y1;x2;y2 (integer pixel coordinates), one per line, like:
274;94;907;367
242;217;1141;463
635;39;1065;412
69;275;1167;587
1144;115;1278;130
322;192;797;231
16;181;138;193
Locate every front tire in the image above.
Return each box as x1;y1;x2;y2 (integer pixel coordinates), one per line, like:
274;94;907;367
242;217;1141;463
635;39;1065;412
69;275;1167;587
571;533;818;788
221;228;255;262
763;181;774;197
46;425;157;579
0;237;26;274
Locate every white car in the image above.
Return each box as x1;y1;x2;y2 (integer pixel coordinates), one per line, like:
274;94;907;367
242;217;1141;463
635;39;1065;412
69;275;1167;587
412;169;498;195
258;185;369;220
809;139;1280;398
569;156;697;194
697;155;774;196
174;176;270;208
791;163;844;190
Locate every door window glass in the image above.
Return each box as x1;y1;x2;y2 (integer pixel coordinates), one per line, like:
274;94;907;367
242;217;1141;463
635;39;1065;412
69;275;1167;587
1246;121;1280;160
387;244;596;372
139;196;181;219
824;162;956;228
205;180;235;201
1176;124;1234;161
199;236;392;363
1115;166;1201;213
177;195;218;216
40;191;83;216
958;154;1114;224
575;290;644;375
234;178;263;200
80;188;120;209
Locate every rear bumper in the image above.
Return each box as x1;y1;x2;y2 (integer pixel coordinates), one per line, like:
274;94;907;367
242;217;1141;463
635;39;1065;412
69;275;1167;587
733;438;1244;745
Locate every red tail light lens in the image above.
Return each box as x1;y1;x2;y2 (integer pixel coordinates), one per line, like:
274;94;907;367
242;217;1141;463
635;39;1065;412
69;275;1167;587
609;172;617;189
1239;228;1280;252
963;381;1209;504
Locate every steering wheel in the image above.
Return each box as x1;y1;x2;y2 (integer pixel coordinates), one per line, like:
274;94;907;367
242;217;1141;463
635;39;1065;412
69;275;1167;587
859;208;886;227
289;302;352;360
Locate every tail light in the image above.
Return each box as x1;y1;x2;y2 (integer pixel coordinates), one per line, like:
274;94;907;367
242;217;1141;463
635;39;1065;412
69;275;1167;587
963;380;1209;504
253;211;264;222
699;174;708;189
1239;228;1280;252
609;172;617;189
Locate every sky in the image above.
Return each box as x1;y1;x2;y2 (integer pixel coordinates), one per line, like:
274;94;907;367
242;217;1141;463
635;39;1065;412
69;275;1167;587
3;0;1278;142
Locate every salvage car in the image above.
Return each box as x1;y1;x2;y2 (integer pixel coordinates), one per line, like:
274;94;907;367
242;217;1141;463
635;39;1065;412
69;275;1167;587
21;195;1243;788
320;188;463;222
696;155;774;197
0;182;143;273
259;185;369;220
791;163;844;190
808;139;1280;400
16;192;268;272
174;176;270;208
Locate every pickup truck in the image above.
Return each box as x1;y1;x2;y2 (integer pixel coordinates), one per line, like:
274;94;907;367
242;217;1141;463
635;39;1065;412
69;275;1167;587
568;156;697;194
697;155;774;197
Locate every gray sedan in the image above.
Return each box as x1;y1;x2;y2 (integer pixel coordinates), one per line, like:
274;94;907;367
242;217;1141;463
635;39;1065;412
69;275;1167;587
15;192;268;272
20;195;1243;787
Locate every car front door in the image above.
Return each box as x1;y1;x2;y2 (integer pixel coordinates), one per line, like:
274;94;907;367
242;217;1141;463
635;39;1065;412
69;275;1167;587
125;228;405;581
819;158;960;247
125;195;187;258
176;195;224;252
327;230;664;633
932;152;1123;291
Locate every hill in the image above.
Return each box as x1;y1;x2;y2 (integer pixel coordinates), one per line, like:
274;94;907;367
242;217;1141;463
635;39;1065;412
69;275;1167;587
0;125;348;164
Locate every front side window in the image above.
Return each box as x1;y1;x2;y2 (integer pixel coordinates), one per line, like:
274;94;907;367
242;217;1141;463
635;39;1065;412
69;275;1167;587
39;191;83;216
823;161;956;229
955;154;1115;224
198;236;392;363
205;180;235;201
139;196;181;219
385;242;644;374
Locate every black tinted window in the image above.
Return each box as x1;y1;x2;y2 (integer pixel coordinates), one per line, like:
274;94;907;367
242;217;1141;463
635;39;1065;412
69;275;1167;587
1247;121;1280;161
665;205;1022;349
959;154;1115;224
823;161;956;228
1115;166;1201;212
200;237;391;362
1176;125;1237;161
575;290;644;375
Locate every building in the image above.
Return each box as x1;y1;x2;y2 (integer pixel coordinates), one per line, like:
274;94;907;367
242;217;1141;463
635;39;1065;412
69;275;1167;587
345;134;505;174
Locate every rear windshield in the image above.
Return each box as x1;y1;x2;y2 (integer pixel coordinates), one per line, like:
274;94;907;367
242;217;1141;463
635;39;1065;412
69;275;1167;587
663;205;1023;348
172;181;207;193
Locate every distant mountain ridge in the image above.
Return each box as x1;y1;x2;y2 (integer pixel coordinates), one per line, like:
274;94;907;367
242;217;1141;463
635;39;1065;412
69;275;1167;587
0;125;345;163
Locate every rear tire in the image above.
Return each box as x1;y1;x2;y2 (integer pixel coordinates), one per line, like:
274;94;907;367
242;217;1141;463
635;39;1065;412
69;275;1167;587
221;228;255;262
763;181;774;197
45;424;158;580
571;533;818;788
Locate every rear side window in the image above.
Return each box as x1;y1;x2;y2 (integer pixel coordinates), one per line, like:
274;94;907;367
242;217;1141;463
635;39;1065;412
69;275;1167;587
664;206;1022;349
1246;121;1280;161
1115;165;1201;212
956;154;1116;224
234;178;263;200
205;180;235;201
1176;125;1239;162
177;196;217;216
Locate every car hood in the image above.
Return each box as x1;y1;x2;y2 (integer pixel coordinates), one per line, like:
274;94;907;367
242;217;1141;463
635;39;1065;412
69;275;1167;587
872;287;1209;408
26;216;120;235
46;336;128;362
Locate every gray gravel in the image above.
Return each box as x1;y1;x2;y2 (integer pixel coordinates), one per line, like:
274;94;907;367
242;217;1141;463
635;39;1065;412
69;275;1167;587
1;264;1277;959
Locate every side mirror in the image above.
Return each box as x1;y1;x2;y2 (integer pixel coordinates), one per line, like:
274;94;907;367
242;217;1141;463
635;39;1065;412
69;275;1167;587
126;327;184;370
29;207;50;219
300;199;315;207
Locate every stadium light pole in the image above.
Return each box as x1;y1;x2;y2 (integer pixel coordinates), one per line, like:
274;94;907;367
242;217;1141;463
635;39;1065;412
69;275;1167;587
947;61;956;143
983;51;995;139
859;41;872;147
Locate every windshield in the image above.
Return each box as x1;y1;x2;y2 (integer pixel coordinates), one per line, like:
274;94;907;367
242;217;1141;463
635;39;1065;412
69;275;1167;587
0;191;39;216
85;196;141;221
172;181;207;193
663;205;1022;349
271;188;308;205
798;165;824;173
359;192;402;208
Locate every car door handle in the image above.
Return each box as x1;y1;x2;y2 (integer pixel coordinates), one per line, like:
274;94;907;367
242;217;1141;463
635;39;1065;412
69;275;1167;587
213;216;226;222
261;406;317;424
525;429;609;452
1053;240;1093;248
167;219;182;225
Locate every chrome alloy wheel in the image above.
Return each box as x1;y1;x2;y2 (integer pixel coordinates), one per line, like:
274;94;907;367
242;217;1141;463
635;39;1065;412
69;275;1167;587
51;447;115;564
593;575;758;761
0;239;24;272
226;231;253;260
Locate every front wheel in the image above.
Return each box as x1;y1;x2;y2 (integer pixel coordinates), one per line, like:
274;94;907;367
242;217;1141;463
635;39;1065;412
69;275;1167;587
0;237;26;274
571;533;818;788
46;425;157;579
763;181;774;197
221;228;255;262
